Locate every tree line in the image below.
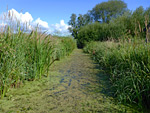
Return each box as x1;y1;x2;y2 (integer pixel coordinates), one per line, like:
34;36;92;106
68;0;150;48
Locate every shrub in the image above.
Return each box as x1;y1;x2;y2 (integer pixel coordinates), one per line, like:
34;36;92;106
77;22;126;48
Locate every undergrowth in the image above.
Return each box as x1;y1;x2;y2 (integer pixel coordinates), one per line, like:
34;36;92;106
0;27;76;99
83;40;150;111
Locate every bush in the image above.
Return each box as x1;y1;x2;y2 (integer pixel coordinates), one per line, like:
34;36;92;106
77;22;126;48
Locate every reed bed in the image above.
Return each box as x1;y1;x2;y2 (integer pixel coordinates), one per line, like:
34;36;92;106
0;27;76;99
83;41;150;110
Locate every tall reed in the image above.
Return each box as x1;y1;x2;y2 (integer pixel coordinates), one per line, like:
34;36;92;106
84;40;150;110
0;27;75;99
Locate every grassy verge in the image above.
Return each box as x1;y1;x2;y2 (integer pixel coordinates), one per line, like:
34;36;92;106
0;51;72;113
0;27;76;99
83;40;150;112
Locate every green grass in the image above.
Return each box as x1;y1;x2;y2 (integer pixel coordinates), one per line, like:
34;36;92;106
0;49;138;113
0;27;76;99
83;40;150;111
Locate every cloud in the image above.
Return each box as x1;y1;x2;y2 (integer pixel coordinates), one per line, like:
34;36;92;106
0;9;48;31
51;20;71;35
0;9;71;35
33;18;49;30
8;9;33;23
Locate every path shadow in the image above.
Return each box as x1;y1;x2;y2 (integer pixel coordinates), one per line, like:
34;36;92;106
93;63;115;98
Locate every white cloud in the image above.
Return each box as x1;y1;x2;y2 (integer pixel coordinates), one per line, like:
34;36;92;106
0;9;71;35
8;9;33;23
51;20;71;35
33;18;49;29
0;9;49;31
60;20;65;26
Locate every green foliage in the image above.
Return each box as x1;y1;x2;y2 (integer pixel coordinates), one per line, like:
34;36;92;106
90;0;127;23
145;7;150;20
77;22;104;47
77;5;150;47
68;13;78;39
84;41;150;110
68;13;92;40
131;6;145;37
53;37;76;60
0;28;76;99
77;21;126;47
112;6;148;38
68;0;127;42
68;1;150;48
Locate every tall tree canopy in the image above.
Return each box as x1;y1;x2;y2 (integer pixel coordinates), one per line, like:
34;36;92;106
68;0;127;39
90;0;127;23
68;13;78;38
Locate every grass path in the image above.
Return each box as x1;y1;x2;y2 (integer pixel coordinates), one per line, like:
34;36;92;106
0;49;137;113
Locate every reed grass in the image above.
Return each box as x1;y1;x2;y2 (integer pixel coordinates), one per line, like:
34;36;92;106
0;26;76;99
83;40;150;110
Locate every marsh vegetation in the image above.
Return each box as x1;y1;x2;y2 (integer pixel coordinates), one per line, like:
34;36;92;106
0;0;150;112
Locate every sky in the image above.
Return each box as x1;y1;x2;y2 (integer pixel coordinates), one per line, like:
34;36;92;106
0;0;150;35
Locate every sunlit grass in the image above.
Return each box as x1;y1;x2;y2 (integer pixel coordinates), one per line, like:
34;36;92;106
83;40;150;110
0;26;76;99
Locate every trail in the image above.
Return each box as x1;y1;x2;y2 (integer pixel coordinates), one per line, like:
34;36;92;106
0;49;135;113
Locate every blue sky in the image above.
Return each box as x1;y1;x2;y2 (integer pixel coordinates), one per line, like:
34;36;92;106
0;0;149;35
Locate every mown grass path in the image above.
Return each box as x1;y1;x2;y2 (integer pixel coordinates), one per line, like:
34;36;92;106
0;49;136;113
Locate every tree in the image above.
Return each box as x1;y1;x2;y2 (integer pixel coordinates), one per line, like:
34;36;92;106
68;13;91;39
83;13;93;25
144;7;150;22
145;7;150;16
68;13;77;28
77;14;84;29
131;6;145;37
91;0;127;23
111;10;133;37
68;13;78;39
